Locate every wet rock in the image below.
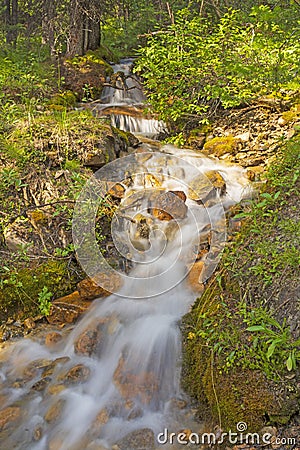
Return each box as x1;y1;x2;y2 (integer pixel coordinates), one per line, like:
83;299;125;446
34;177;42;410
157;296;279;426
187;261;205;293
0;406;21;431
114;428;155;450
33;426;43;441
90;408;109;436
45;331;63;348
47;384;66;395
58;364;91;385
31;376;52;392
188;171;226;202
23;359;53;380
152;190;187;221
74;322;104;356
114;357;159;404
44;399;65;423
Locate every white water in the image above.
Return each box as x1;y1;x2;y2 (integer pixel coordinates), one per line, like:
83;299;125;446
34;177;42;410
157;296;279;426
0;145;251;450
0;63;252;449
93;59;166;137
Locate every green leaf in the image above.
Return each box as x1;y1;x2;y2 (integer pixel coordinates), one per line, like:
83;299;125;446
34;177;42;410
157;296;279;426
286;354;293;371
246;325;266;332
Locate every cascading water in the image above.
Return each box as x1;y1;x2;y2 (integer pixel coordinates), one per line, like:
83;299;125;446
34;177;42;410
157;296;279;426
0;63;252;450
91;59;166;138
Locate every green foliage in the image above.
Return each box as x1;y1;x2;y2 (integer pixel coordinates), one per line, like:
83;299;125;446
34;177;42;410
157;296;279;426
0;260;76;321
37;286;53;316
135;5;300;129
191;294;300;379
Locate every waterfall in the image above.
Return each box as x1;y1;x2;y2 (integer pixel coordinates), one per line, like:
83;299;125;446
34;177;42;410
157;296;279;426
0;144;252;450
92;59;166;138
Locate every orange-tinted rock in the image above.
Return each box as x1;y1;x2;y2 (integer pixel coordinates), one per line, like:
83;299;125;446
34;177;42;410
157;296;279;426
74;321;105;356
115;428;155;450
108;182;126;199
45;332;62;348
90;408;109;435
47;302;86;324
77;278;110;300
113;357;158;404
152;190;187;221
0;406;21;431
77;273;122;300
23;317;36;330
187;260;205;293
58;364;91;385
205;170;226;195
44;399;65;423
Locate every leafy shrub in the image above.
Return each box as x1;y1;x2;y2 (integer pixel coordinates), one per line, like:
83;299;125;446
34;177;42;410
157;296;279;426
135;5;300;129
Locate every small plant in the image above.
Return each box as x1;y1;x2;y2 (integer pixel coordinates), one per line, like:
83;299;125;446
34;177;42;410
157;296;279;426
37;286;53;316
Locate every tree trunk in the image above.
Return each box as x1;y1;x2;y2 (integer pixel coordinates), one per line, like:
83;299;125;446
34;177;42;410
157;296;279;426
42;0;56;55
5;0;18;46
67;0;101;57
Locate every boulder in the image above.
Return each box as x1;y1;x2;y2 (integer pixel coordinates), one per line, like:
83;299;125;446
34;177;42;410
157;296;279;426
187;261;205;294
0;406;21;431
45;332;63;348
152;191;187;221
74;321;106;356
58;364;91;385
203;135;239;157
114;428;155;450
188;170;226;202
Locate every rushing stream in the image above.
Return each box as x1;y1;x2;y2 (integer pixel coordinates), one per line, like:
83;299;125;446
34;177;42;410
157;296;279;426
0;61;252;450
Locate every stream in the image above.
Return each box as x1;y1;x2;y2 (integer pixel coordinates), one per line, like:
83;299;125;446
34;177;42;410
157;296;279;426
0;60;252;450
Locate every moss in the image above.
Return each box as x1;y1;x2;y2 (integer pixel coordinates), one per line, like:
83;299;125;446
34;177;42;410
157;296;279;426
0;260;79;321
182;135;300;432
203;135;238;157
49;90;77;108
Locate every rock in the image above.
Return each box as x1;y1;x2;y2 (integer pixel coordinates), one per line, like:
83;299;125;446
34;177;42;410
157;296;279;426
31;376;52;392
45;331;63;348
235;131;250;141
23;317;36;330
47;301;87;325
74;322;104;356
246;165;265;181
115;428;155;450
188;170;226;201
203;135;239;157
44;399;65;423
77;278;110;300
187;261;205;293
0;406;21;431
108;183;126;199
58;364;91;385
152;191;187;221
90;408;109;435
47;384;66;395
205;170;226;195
113;357;158;404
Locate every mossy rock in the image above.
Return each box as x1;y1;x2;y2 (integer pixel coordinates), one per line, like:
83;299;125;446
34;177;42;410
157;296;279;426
203;135;239;157
62;51;113;101
0;260;79;322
